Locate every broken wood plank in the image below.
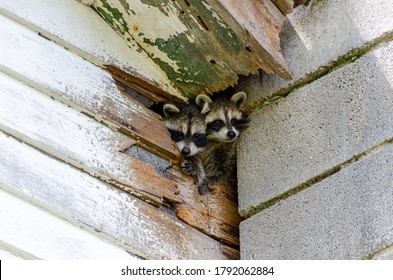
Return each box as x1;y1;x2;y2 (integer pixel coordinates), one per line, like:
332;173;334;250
0;0;184;100
167;168;242;247
0;188;138;260
0;69;240;248
271;0;294;14
92;0;249;96
208;0;292;80
0;14;181;163
0;131;238;259
92;0;291;97
0;72;180;205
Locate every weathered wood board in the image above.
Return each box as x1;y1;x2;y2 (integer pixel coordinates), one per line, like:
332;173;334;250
91;0;292;97
0;71;240;247
0;131;238;259
0;247;23;260
209;0;291;80
0;71;178;204
0;188;138;260
0;14;180;163
0;0;294;100
0;0;184;100
272;0;294;14
0;0;243;253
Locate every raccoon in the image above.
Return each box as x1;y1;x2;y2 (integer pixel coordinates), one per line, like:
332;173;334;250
196;91;249;189
163;96;211;194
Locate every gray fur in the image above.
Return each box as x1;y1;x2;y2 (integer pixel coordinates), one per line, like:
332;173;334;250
163;92;249;195
200;92;249;192
163;96;211;194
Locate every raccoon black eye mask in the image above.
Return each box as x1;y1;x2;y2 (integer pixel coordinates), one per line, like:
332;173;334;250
194;91;250;193
206;119;225;132
163;95;212;195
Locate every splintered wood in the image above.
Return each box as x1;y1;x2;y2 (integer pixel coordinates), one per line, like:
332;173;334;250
91;0;293;98
0;6;241;259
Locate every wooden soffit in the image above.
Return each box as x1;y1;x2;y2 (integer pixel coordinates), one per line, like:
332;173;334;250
83;0;295;99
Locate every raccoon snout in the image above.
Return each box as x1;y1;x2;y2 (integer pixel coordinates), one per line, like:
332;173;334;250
227;131;237;139
181;147;191;156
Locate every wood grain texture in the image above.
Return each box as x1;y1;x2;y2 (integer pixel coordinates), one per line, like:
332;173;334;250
0;0;184;100
0;14;181;163
0;131;238;259
0;3;242;250
0;72;240;248
91;0;292;97
0;188;137;260
168;168;242;247
0;72;179;205
209;0;292;80
271;0;294;14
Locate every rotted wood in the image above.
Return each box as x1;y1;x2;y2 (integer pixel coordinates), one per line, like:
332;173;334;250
0;14;181;163
91;0;292;98
107;65;185;104
0;4;241;249
0;131;237;259
0;71;240;248
168;168;242;247
271;0;294;14
209;0;292;80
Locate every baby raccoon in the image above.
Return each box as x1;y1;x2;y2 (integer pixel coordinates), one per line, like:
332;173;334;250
196;91;249;190
163;95;211;194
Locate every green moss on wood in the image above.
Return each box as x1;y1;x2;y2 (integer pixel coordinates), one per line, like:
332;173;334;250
97;0;129;35
93;0;261;97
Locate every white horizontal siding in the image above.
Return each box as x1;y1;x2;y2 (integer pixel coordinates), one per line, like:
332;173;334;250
0;189;136;260
0;0;183;99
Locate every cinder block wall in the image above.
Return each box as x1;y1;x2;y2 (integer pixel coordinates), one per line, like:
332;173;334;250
236;0;393;259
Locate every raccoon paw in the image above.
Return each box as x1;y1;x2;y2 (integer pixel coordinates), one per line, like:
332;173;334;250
197;181;211;195
181;160;197;176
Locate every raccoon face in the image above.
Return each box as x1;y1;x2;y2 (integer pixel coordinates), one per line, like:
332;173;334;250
203;92;249;143
163;102;209;157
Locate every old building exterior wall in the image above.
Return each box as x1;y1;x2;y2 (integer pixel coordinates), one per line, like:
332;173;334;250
236;0;393;259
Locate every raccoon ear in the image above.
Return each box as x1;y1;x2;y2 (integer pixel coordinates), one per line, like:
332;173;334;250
195;94;212;114
231;91;247;108
163;104;180;117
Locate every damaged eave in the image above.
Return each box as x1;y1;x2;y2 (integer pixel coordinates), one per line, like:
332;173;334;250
87;0;294;100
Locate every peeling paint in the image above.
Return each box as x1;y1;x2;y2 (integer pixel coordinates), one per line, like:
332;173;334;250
92;0;261;96
131;0;189;41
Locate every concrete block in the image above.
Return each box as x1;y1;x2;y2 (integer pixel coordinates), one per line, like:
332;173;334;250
238;0;393;106
238;41;393;216
240;143;393;259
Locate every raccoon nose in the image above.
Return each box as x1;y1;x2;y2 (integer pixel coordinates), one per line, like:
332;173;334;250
227;131;236;139
181;147;191;156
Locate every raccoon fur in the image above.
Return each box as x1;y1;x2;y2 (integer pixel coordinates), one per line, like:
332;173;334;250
196;91;249;190
163;96;211;194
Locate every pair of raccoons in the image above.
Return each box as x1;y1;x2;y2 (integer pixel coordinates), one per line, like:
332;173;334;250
163;92;249;195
